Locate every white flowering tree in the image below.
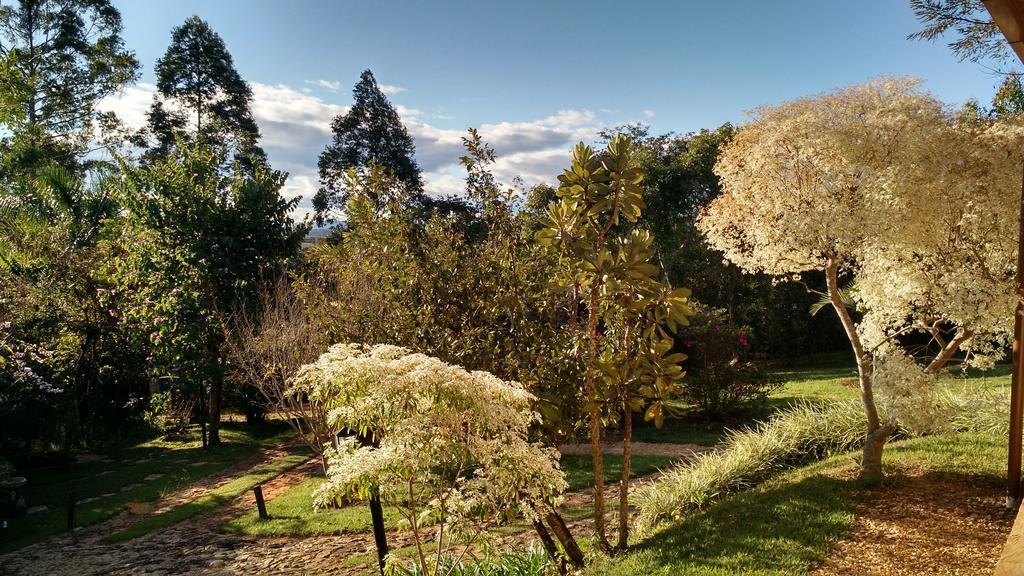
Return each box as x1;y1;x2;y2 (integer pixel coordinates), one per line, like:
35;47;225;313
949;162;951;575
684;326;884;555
291;343;569;574
699;78;1024;478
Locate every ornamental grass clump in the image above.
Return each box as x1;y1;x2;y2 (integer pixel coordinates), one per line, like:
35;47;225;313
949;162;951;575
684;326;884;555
634;399;865;531
635;382;1012;532
291;343;568;576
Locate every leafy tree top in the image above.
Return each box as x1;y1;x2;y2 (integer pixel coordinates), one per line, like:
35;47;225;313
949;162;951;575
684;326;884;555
315;69;422;224
145;16;266;171
0;0;139;177
295;343;566;573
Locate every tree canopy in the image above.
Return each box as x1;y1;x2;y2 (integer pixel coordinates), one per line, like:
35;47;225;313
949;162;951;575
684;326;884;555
0;0;139;179
699;77;1024;477
145;15;266;171
315;69;422;224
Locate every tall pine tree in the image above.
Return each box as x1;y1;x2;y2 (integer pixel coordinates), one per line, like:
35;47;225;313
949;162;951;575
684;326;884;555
0;0;139;181
315;69;422;224
145;16;266;171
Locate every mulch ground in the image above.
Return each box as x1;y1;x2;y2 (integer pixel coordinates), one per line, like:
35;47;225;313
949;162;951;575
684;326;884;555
812;468;1015;576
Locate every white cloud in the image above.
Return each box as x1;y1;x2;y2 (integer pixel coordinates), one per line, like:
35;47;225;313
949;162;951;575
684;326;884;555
642;109;656;119
97;82;157;130
379;84;407;95
99;81;631;218
305;79;341;92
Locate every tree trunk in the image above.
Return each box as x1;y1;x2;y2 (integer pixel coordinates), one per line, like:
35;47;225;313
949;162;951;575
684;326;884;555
533;520;568;575
207;338;223;447
617;399;633;552
586;290;610;551
198;384;208;448
368;489;389;575
545;511;585;567
825;257;888;479
861;422;897;479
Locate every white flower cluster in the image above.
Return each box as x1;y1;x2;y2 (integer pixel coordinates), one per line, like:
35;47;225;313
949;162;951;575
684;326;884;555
872;351;950;436
290;343;567;549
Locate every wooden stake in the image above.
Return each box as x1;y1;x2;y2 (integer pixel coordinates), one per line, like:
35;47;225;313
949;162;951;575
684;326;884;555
253;485;269;519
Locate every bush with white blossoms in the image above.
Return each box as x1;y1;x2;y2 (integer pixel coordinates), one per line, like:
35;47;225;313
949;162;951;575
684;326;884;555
290;343;567;574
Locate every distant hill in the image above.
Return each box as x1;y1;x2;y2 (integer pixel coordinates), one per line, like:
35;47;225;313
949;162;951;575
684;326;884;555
305;227;336;239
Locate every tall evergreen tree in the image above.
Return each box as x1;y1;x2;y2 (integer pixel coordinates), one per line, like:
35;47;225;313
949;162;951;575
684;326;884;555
315;69;422;224
145;16;265;171
0;0;139;180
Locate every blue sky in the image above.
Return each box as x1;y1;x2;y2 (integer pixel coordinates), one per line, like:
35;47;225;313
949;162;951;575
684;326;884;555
103;1;1006;218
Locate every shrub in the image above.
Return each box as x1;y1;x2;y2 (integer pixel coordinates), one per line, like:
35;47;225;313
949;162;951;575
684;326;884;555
144;389;195;439
634;399;867;531
293;344;567;575
678;305;780;416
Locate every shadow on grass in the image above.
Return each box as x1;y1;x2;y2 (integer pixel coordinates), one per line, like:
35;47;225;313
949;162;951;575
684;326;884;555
595;474;858;576
1;420;295;554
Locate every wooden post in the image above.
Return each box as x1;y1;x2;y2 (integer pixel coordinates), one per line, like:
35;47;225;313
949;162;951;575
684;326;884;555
66;491;76;531
253;485;269;520
1009;164;1024;510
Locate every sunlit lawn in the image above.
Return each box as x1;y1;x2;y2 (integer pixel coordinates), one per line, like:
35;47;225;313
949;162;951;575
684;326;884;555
590;432;1006;575
219;453;678;537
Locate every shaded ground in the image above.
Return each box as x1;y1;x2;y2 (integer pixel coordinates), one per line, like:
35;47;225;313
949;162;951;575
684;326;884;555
812;469;1013;576
0;422;294;554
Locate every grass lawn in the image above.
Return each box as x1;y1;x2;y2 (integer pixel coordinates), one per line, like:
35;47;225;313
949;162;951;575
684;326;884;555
221;476;403;537
219;453;678;538
589;431;1006;575
560;454;678;491
1;420;294;554
104;445;311;542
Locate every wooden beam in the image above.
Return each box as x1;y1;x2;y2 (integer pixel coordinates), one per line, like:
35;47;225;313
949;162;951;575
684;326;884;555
985;0;1024;64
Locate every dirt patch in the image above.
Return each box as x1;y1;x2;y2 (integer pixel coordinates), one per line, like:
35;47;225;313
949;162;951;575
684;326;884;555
812;469;1014;576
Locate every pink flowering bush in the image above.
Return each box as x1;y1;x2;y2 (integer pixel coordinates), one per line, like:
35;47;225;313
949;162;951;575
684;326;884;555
678;305;779;417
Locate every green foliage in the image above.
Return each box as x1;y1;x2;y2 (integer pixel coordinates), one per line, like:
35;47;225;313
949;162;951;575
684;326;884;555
143;389;195;439
315;69;423;223
307;131;578;438
538;135;694;430
145;16;265;171
909;0;1004;64
538;134;694;549
677;306;780;417
619;123;847;360
110;141;306;445
634;399;871;531
0;0;139;180
0;164;148;457
991;74;1024;117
